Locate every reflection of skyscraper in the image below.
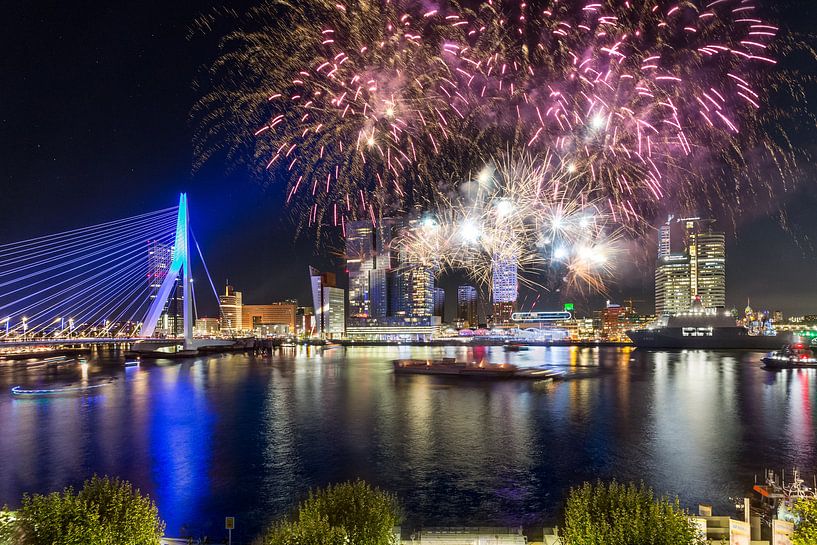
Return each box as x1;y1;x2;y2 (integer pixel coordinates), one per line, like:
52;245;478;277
655;216;725;316
457;285;478;326
492;253;517;323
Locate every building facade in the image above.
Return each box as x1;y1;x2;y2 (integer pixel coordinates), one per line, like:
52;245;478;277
242;302;297;333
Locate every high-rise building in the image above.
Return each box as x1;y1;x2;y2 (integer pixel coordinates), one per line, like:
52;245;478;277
219;284;243;333
409;266;435;317
689;228;726;309
369;268;388;318
296;306;314;336
433;287;446;318
492;253;518;324
147;240;182;336
457;285;478;327
346;221;376;319
654;216;726;316
309;267;345;338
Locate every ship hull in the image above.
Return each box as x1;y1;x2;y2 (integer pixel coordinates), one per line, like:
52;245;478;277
627;328;789;350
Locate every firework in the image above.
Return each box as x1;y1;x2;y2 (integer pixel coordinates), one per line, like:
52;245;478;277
195;0;810;292
395;151;626;294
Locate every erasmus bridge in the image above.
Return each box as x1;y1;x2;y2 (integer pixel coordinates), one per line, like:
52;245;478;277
0;194;221;351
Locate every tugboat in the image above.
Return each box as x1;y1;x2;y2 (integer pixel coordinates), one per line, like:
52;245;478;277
761;342;817;369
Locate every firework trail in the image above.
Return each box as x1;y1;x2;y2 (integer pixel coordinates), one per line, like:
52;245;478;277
194;0;812;292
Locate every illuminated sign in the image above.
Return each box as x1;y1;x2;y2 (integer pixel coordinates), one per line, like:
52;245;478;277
564;303;575;311
511;311;572;322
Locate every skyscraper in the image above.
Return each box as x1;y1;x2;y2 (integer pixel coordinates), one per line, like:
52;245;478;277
655;216;726;316
688;223;726;310
457;285;478;327
309;267;345;338
433;287;446;318
219;284;243;333
346;221;376;319
492;253;518;323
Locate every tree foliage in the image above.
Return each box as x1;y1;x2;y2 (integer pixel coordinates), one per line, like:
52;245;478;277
561;481;703;545
256;480;401;545
15;475;165;545
793;497;817;545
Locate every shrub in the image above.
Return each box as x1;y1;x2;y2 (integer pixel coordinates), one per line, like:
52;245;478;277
15;475;164;545
561;480;703;545
793;497;817;545
256;480;401;545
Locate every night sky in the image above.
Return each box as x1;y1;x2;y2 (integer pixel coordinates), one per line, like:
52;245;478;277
1;1;816;318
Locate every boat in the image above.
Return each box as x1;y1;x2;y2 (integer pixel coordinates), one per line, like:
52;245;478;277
504;343;529;352
752;469;817;523
392;358;562;380
124;360;140;367
627;302;789;350
11;379;115;397
761;342;817;369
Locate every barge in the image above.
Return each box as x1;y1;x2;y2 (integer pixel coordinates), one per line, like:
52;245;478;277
392;358;562;380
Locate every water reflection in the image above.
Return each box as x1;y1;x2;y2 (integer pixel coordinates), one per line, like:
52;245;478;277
0;346;815;539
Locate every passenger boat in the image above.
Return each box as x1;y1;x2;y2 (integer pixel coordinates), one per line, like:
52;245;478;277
761;342;817;369
124;360;140;367
504;343;529;352
11;379;114;397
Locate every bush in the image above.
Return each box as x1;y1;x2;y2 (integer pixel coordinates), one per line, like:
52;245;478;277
793;497;817;545
15;475;165;545
256;480;401;545
0;509;17;545
561;481;702;545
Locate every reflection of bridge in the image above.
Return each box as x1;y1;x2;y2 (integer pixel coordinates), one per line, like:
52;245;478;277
0;194;219;352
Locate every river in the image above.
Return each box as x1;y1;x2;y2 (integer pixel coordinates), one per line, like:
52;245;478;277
0;345;814;541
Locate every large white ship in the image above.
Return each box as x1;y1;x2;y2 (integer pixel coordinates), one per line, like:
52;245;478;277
627;304;789;350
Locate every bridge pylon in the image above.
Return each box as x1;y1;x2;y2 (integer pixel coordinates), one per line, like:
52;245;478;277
140;194;194;349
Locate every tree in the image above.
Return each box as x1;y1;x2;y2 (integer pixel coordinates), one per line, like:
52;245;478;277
256;480;401;545
793;497;817;545
561;481;703;545
15;475;165;545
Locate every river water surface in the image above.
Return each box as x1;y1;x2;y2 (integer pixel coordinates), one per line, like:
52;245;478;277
0;345;814;540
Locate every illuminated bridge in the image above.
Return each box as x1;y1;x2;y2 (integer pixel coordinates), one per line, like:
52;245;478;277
0;194;219;350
